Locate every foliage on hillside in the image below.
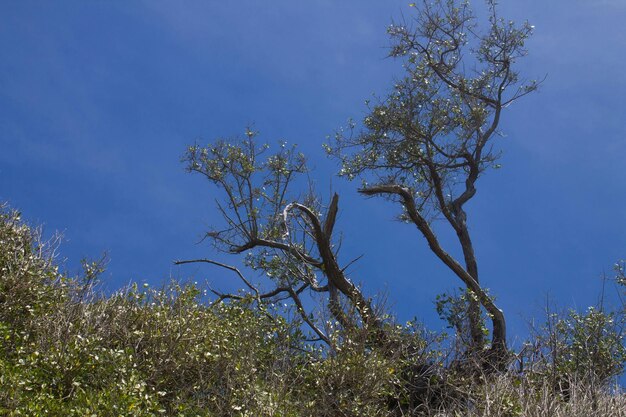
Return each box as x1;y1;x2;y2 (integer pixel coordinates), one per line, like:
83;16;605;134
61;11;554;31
1;204;625;416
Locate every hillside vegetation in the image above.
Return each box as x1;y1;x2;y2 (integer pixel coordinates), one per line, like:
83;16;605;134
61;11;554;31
1;203;625;416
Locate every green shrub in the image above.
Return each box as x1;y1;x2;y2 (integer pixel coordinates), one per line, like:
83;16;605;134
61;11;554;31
1;203;625;416
528;304;626;393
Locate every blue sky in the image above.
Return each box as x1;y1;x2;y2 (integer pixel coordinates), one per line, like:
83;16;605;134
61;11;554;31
1;0;625;346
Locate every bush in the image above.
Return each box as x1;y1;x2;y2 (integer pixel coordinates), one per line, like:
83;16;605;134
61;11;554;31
1;203;625;416
523;303;626;399
0;204;307;416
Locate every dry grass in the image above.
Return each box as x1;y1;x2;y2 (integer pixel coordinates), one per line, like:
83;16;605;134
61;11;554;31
412;375;626;417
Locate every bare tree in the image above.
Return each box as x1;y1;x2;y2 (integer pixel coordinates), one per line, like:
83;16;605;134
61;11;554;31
178;131;383;347
328;0;538;360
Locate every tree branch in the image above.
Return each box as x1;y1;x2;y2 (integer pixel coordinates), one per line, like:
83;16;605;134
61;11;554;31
359;184;506;351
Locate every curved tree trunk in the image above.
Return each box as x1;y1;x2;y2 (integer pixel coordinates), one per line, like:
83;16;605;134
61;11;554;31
360;185;507;362
455;215;487;351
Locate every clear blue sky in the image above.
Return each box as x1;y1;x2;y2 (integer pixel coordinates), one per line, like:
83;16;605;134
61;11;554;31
1;0;625;346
